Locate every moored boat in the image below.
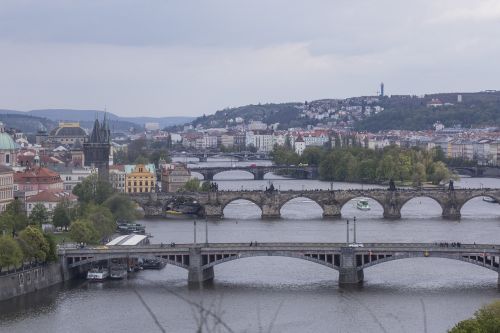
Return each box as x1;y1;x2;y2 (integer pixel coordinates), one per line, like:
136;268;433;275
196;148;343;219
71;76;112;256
483;197;497;203
109;266;128;279
87;268;109;281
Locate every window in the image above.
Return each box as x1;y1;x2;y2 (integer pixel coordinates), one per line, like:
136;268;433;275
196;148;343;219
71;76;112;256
5;154;9;164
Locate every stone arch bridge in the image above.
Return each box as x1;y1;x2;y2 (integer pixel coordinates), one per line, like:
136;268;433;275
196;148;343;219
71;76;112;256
59;242;500;286
189;165;319;180
131;188;500;220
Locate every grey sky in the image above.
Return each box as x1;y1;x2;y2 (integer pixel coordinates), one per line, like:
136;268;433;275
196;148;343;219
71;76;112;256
0;0;499;117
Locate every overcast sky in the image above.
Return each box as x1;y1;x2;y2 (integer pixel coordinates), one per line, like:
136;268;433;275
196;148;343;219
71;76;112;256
0;0;499;117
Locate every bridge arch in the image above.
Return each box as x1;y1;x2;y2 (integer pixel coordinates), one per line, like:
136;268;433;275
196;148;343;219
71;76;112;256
201;252;339;271
460;193;500;217
361;253;499;273
400;196;445;217
221;197;263;219
278;195;326;219
67;253;190;270
212;169;256;180
339;195;385;217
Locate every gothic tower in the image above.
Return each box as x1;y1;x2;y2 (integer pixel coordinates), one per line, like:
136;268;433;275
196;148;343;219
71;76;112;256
83;114;111;182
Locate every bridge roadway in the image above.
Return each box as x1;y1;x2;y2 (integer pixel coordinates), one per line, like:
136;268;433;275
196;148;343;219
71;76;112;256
132;188;500;220
59;242;500;286
188;165;319;180
172;151;269;162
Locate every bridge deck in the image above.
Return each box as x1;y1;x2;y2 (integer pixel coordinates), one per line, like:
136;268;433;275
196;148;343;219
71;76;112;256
60;242;500;256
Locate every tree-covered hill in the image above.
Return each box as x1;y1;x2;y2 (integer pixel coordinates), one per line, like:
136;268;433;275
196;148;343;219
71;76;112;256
356;94;500;131
191;103;312;130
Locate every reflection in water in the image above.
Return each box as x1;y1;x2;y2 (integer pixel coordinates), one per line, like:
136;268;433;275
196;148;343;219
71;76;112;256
1;168;500;333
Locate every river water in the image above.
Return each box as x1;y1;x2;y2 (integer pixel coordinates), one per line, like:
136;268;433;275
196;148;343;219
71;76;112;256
1;159;499;333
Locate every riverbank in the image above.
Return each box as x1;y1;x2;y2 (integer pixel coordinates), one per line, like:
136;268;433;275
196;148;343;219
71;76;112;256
0;262;67;302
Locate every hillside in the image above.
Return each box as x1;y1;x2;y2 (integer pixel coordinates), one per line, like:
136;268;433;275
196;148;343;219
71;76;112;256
191;103;311;130
0;113;56;133
0;109;194;131
356;92;500;131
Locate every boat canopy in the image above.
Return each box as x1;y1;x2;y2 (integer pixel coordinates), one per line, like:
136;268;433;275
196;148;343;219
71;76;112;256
107;234;148;246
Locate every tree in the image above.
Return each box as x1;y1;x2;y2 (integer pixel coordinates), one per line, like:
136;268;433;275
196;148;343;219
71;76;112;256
412;162;427;187
0;200;29;236
301;147;324;166
200;181;212;192
83;204;116;240
429;161;455;185
0;236;23;271
43;233;58;262
69;220;99;244
29;203;50;226
73;174;115;204
181;178;201;192
52;202;71;230
449;300;500;332
103;194;140;222
18;226;50;262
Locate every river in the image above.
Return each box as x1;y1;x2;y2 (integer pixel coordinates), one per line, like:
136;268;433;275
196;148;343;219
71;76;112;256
1;159;499;333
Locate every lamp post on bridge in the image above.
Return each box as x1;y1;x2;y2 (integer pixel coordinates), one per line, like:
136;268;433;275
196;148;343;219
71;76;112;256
193;220;197;245
205;218;209;246
346;219;350;245
353;216;357;244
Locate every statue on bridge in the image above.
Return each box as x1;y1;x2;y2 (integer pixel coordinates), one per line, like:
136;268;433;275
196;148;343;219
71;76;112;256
388;179;396;191
448;180;454;191
209;182;219;192
265;183;276;193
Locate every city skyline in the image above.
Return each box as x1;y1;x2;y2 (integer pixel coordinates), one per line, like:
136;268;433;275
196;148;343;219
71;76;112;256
0;1;499;117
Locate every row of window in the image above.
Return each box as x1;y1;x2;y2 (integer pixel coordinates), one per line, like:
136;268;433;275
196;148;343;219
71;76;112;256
0;176;13;186
0;189;13;200
127;187;154;193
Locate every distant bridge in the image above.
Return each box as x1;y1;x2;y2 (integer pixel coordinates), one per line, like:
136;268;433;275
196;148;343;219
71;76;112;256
131;188;500;220
189;165;319;180
172;151;270;162
59;242;500;286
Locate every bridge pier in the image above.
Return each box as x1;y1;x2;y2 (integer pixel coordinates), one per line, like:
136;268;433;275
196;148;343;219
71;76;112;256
442;205;461;220
322;204;342;219
338;247;364;285
261;204;280;219
188;247;214;286
204;204;223;219
383;205;401;219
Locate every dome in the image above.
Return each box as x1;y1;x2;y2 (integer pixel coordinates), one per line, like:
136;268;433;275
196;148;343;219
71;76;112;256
0;132;19;150
50;126;87;137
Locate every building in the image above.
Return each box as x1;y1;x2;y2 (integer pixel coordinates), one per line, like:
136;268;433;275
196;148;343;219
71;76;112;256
84;116;111;182
48;122;87;146
145;122;160;131
47;165;94;191
0;122;20;166
110;166;126;193
0;165;14;212
124;164;156;193
14;167;64;195
294;135;306;155
25;190;78;218
161;163;191;192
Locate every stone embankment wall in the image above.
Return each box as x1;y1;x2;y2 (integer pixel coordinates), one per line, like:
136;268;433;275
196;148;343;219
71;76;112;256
0;263;65;302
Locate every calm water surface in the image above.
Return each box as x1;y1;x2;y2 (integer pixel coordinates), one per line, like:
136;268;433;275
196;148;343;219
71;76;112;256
1;161;499;333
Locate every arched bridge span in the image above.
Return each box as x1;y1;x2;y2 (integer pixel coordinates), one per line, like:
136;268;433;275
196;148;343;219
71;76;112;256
131;188;500;220
60;242;500;286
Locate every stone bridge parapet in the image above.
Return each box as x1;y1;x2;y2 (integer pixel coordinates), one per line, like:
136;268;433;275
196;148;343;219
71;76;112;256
130;188;500;220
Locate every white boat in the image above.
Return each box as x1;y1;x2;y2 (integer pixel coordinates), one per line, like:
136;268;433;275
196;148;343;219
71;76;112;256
87;268;109;281
483;197;497;203
356;198;371;211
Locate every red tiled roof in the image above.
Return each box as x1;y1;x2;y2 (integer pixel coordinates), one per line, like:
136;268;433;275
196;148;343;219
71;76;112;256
26;190;78;203
14;167;63;184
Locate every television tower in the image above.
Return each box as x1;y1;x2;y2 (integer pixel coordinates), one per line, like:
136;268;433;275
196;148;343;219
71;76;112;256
380;82;384;97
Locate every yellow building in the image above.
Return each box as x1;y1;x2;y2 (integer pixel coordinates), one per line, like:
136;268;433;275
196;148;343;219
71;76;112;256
125;164;156;193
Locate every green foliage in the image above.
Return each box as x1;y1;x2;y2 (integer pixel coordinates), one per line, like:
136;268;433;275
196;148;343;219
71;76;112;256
103;194;140;222
43;233;58;262
82;204;116;240
0;200;28;235
449;301;500;332
0;236;23;270
180;178;201;192
318;146;457;184
52;202;72;230
29;203;50;226
356;100;500;131
73;174;114;204
18;226;50;262
69;220;99;244
201;181;212;192
270;146;301;165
